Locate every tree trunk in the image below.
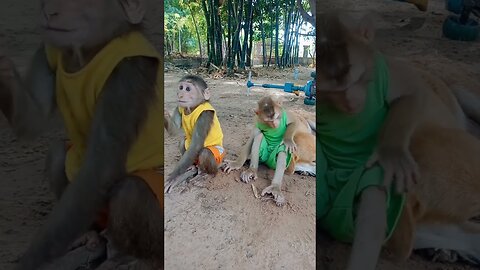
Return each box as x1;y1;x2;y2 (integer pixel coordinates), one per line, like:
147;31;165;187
232;0;244;69
188;5;203;59
259;11;267;66
226;0;233;72
296;0;315;27
274;3;280;68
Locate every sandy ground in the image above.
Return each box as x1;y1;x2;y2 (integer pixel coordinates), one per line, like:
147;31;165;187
318;1;480;270
0;1;64;269
163;67;316;269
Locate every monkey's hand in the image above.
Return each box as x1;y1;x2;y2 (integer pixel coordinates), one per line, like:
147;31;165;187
366;147;419;194
165;166;199;193
261;184;286;207
223;160;244;173
164;175;183;193
283;139;297;154
240;168;257;183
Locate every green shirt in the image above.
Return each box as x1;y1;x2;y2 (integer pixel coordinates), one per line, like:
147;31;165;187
256;109;293;169
317;52;406;243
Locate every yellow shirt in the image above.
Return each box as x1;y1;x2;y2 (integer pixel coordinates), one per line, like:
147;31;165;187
179;102;223;149
45;31;164;182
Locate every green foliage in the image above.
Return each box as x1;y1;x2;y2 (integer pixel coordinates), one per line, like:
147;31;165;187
165;0;208;55
166;0;315;69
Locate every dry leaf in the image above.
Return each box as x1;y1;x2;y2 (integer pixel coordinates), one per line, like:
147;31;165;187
251;184;260;199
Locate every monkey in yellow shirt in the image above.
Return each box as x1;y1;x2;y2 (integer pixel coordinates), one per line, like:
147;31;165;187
0;1;163;269
164;75;225;193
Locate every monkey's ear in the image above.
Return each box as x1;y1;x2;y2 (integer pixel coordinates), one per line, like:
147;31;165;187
254;109;259;115
355;14;375;43
120;0;146;24
203;88;211;101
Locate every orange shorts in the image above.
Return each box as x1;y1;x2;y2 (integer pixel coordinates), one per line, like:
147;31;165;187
95;168;163;230
191;145;226;165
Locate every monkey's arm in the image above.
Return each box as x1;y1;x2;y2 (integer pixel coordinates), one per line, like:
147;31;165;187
380;93;424;147
367;77;426;193
16;56;159;270
0;45;56;139
167;110;213;180
164;107;182;136
283;110;299;153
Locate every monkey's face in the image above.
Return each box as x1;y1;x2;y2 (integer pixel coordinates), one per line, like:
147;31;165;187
317;41;371;115
40;0;130;49
177;81;206;109
260;111;280;129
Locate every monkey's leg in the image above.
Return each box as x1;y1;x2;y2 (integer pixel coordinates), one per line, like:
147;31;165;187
187;147;218;184
240;132;263;183
99;176;163;269
346;186;387;270
197;147;219;174
224;128;261;173
261;151;287;207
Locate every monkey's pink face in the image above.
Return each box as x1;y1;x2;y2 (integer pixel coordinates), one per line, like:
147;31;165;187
177;81;205;109
317;40;371;91
261;113;280;129
40;0;125;49
318;46;371;115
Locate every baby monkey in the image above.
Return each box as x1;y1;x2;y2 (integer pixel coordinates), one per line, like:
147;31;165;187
164;75;225;193
224;96;316;206
317;11;480;270
0;0;163;269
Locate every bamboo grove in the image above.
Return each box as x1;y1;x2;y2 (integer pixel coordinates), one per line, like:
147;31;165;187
165;0;315;72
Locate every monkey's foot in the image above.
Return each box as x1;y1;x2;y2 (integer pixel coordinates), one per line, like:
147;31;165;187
222;160;245;173
261;184;286;207
240;168;257;183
